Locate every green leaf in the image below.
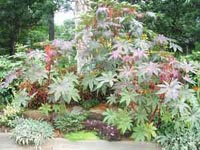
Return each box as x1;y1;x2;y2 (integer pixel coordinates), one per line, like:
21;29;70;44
103;109;133;134
24;64;47;84
103;109;117;125
48;73;80;103
107;94;117;105
52;104;66;114
132;123;157;141
169;42;183;52
12;90;32;108
82;73;98;91
134;108;148;124
120;89;139;106
132;125;146;141
115;109;133;134
39;104;52;116
96;71;117;88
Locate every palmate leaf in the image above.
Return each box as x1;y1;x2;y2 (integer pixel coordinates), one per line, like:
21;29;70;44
154;34;168;45
48;73;80;103
134;39;152;51
82;73;98;91
180;61;196;74
118;66;135;80
115;109;133;134
157;79;182;102
103;109;133;134
130;19;143;37
134;108;148;124
137;62;160;77
185;107;200;128
113;40;133;54
132;125;146;141
107;94;117;105
24;64;47;84
132;123;157;141
64;73;79;84
96;71;117;89
12;90;32;108
103;109;117;125
169;42;183;52
179;85;197;105
0;69;22;88
120;89;139;106
171;99;191;116
39;104;52;116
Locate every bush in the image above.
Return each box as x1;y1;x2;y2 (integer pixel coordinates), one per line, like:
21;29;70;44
81;99;100;110
54;112;87;133
11;118;53;149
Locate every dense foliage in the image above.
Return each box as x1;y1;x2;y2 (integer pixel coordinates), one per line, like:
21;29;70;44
140;0;200;53
54;112;87;133
0;0;199;149
0;0;71;55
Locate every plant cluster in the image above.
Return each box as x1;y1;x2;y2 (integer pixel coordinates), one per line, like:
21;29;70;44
76;0;200;142
39;103;66;116
0;1;200;149
54;112;87;133
156;126;200;150
84;119;120;141
81;99;100;110
11;118;53;149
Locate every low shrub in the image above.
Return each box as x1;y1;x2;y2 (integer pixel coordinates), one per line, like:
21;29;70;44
54;112;87;133
11;118;53;149
84;119;120;141
81;99;100;110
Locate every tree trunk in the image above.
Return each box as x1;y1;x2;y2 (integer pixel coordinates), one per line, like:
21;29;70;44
9;37;15;55
48;10;55;41
74;0;90;74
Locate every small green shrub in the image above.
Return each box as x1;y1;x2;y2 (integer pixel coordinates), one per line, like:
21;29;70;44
54;112;87;133
39;104;52;116
103;109;133;134
11;118;53;149
81;99;100;110
64;131;99;141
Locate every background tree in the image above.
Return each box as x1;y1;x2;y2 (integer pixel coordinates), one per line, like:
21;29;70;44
0;0;71;55
43;0;71;41
143;0;200;53
120;0;200;53
0;0;47;55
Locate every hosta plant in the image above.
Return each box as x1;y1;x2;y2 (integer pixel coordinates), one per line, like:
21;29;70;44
11;118;53;149
156;126;200;150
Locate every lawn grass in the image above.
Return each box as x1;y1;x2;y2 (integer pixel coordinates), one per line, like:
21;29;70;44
64;131;100;141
